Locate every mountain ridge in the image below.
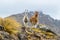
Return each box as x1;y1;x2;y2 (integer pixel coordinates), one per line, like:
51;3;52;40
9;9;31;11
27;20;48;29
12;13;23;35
7;11;60;35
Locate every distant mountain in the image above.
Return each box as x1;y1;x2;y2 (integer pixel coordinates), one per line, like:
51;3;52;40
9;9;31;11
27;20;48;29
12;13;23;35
7;11;60;35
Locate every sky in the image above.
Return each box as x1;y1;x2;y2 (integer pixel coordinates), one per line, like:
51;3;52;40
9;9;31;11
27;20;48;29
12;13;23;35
0;0;60;20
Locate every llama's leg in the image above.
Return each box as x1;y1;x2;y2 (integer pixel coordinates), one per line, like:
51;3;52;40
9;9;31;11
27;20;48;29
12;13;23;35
35;22;39;28
34;24;36;28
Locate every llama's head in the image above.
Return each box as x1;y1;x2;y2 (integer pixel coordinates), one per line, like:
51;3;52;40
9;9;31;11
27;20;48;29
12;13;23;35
34;11;39;17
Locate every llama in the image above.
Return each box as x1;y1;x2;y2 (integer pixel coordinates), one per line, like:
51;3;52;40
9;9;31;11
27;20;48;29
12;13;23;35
23;10;29;27
30;11;39;28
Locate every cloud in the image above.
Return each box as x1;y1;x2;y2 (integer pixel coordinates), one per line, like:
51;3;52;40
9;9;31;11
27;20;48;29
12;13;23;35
0;0;60;19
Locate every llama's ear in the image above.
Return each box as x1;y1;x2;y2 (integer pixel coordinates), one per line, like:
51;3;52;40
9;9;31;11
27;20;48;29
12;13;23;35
34;11;39;17
25;9;28;16
35;11;39;13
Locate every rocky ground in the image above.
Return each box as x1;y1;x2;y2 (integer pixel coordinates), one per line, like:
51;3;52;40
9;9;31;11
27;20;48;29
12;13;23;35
0;17;59;40
0;26;59;40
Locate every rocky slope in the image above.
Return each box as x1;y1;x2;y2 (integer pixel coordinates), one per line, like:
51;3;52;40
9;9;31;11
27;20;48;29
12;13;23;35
0;17;59;40
0;26;59;40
